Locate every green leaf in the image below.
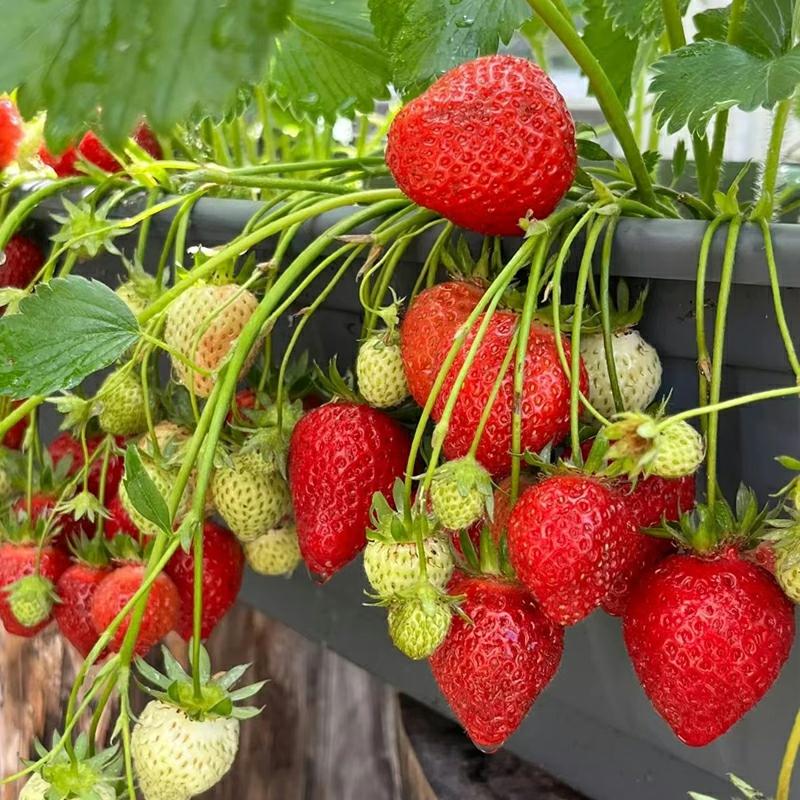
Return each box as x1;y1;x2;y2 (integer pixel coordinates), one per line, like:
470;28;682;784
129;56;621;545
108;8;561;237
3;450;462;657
268;0;390;121
577;139;613;161
672;139;688;181
694;0;794;59
582;0;641;108
1;0;291;149
604;0;690;38
651;41;800;134
123;446;172;536
0;277;139;398
369;0;531;98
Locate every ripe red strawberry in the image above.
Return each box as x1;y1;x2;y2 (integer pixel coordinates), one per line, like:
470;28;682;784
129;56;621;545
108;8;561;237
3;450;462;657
401;281;483;406
54;546;112;657
433;313;587;477
2;400;28;449
387;55;576;236
91;565;180;656
289;403;411;580
78;124;162;172
13;494;94;549
601;474;696;617
430;572;563;751
624;550;795;746
48;432;125;500
0;234;44;289
104;493;141;540
166;521;244;641
38;144;79;176
0;542;69;636
508;474;638;625
0;99;23;170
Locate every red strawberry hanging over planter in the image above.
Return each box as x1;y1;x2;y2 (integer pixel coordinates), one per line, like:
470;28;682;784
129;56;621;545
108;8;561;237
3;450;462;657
507;473;638;625
624;490;795;746
401;281;484;406
387;55;577;236
0;234;44;290
433;312;587;477
0;98;23;170
166;520;245;641
430;534;563;751
289;403;411;580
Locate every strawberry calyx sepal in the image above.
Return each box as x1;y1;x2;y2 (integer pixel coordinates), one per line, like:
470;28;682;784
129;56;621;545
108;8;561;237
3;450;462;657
367;479;440;545
455;528;516;581
5;574;59;627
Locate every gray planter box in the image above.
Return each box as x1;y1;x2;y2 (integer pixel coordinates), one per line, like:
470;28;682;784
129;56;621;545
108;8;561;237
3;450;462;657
28;195;800;800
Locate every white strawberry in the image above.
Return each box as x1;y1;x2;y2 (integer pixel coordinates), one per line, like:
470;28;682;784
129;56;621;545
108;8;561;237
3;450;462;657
244;524;302;576
356;330;409;408
580;329;662;417
364;538;453;598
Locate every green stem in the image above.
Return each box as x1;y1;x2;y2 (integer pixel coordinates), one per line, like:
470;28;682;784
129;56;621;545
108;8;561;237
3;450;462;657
777;708;800;800
182;171;359;195
599;218;625;413
525;0;656;207
135;189;160;265
758;219;800;380
0;396;42;441
755;98;792;220
705;215;743;511
666;384;800;425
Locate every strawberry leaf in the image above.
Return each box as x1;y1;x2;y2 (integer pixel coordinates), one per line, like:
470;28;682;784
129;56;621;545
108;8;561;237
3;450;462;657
0;277;140;398
651;41;800;135
604;0;690;37
268;0;390;121
369;0;531;98
1;0;291;149
123;446;172;537
582;0;641;108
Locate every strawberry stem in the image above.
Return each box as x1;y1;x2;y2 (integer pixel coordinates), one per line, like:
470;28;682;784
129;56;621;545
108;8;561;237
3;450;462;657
754;98;793;220
598;217;625;414
660;385;800;426
777;707;800;800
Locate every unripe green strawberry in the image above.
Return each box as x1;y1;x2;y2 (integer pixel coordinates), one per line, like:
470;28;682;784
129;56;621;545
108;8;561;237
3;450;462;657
580;329;662;417
6;574;57;628
364;537;453;598
163;282;261;398
388;586;452;660
430;456;493;530
776;543;800;603
212;452;291;542
650;421;704;479
96;370;150;436
132;700;239;800
116;281;149;315
118;460;179;538
21;773;115;800
244;524;301;576
356;332;409;408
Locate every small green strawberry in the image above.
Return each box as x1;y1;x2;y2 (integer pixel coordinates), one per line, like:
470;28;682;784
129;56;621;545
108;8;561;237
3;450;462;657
388;583;453;660
605;411;704;480
132;644;264;800
6;574;58;628
20;734;121;800
430;456;493;530
776;542;800;602
244;524;301;576
96;369;151;436
212;451;292;542
356;329;409;409
580;329;662;417
364;480;454;598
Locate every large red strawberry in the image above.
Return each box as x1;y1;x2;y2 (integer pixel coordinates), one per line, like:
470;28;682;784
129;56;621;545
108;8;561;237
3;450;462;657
91;565;180;656
166;521;244;641
602;474;696;616
0;234;44;289
401;281;484;406
78;124;162;172
38;144;79;176
0;99;23;170
507;474;638;625
48;432;125;500
289;403;411;580
54;539;111;657
387;55;576;236
433;313;587;477
0;542;69;636
624;550;795;746
430;571;563;750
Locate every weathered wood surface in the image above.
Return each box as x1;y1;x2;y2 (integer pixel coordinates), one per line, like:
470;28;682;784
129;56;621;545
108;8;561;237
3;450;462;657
0;603;584;800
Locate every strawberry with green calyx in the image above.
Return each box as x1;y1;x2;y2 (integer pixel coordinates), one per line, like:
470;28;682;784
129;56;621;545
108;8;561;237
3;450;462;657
5;574;59;629
0;97;23;170
243;521;302;576
20;733;121;800
430;530;564;752
387;582;454;660
132;644;264;800
429;456;494;531
364;481;454;598
48;432;125;501
604;409;705;480
211;449;292;542
54;534;112;657
95;368;153;437
163;280;262;398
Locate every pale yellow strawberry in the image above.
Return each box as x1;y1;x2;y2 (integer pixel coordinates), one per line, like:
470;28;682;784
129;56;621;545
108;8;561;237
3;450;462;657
356;332;409;408
96;370;151;436
244;524;301;576
363;537;453;598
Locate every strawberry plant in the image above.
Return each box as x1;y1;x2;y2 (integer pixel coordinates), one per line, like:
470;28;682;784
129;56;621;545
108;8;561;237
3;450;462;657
1;0;800;798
